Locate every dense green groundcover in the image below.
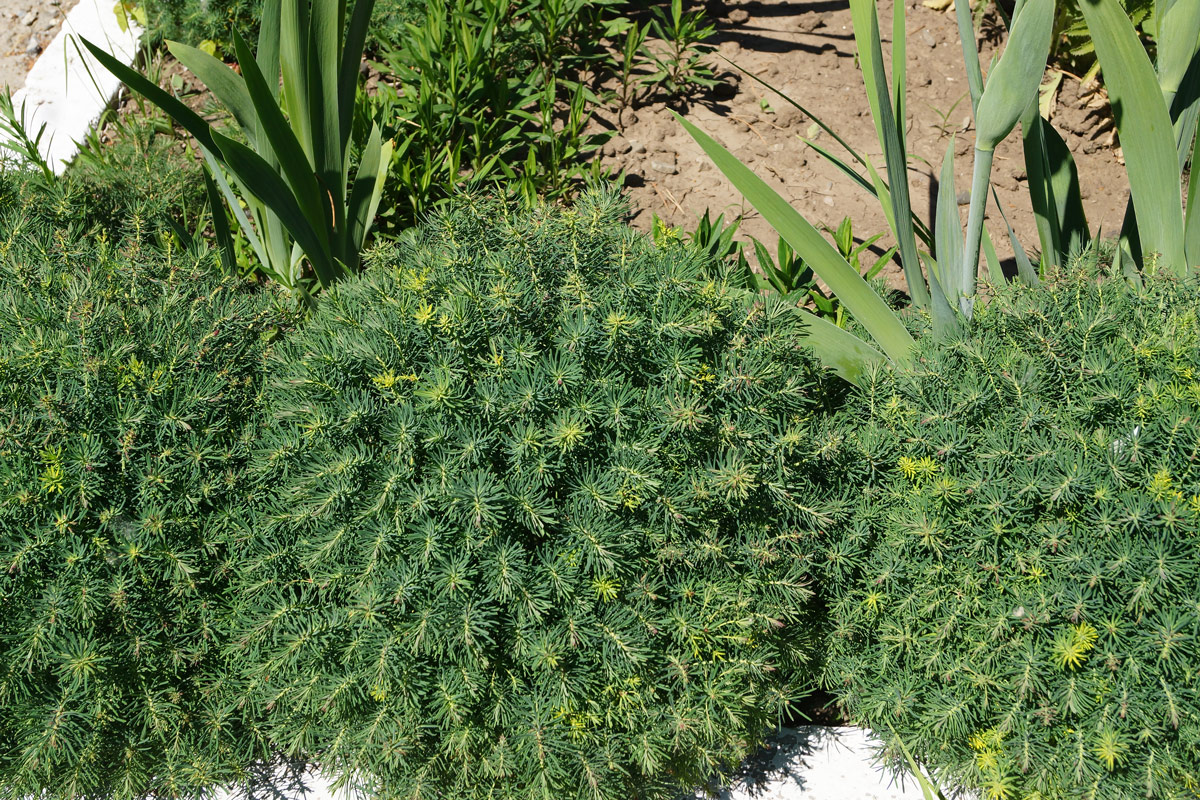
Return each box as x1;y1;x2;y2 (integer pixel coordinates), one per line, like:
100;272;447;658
0;183;295;797
223;190;844;799
5;159;1200;800
820;265;1200;799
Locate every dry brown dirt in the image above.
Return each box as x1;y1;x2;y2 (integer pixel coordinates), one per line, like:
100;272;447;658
593;0;1131;288
0;0;75;90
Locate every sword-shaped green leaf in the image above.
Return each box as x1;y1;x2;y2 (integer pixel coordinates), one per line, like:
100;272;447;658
203;169;239;277
348;123;391;260
954;0;984;112
676;112;916;367
849;0;930;311
280;0;311;159
1079;0;1187;273
80;37;217;153
257;0;282;101
229;28;327;242
309;0;342;219
792;307;887;386
975;0;1054;151
339;0;376;159
166;42;259;146
211;130;340;287
991;186;1039;286
962;0;1053;305
1157;0;1200;111
1186;126;1200;266
1021;104;1090;271
934;139;963;303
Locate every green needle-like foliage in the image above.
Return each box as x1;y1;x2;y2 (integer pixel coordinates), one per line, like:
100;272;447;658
822;263;1200;799
0;207;295;797
230;191;840;799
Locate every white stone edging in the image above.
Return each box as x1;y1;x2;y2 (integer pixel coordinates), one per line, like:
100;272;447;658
6;0;142;174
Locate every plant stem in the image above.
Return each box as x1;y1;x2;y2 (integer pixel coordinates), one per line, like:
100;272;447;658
961;146;994;317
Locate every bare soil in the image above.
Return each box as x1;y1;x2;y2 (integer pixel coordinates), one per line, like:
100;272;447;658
0;0;76;90
595;0;1130;288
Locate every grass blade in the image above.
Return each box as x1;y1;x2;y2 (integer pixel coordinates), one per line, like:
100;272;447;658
203;150;269;269
1040;118;1090;258
229;29;326;233
348;123;390;260
960;147;993;314
166;42;259;146
280;0;311;159
339;0;376;160
79;37;217;153
203;169;240;276
954;0;984;111
1174;59;1200;169
1079;0;1187;273
962;0;1053;303
803;137;878;200
802;139;935;247
726;60;869;171
991;186;1039;285
256;0;282;101
310;0;342;211
676;112;916;365
892;0;907;139
1157;0;1200;111
1021;109;1090;270
981;224;1006;284
889;726;947;800
1020;101;1061;269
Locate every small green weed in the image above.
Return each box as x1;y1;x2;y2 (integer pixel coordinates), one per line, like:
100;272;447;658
0;90;54;182
673;208;895;330
640;0;718;101
364;0;619;232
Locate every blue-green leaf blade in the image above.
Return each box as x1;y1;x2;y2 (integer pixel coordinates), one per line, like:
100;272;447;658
1186;127;1200;266
792;306;887;386
849;0;930;310
1079;0;1187;273
81;37;217;153
975;0;1054;150
167;42;259;146
934;139;963;302
676;112;915;366
348;123;391;262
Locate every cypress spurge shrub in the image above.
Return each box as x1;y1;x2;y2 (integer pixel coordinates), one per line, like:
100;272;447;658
231;192;839;799
822;266;1200;799
0;211;294;797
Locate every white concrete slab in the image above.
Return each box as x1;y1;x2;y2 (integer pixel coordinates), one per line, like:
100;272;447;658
210;726;941;800
688;726;937;800
5;0;141;173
